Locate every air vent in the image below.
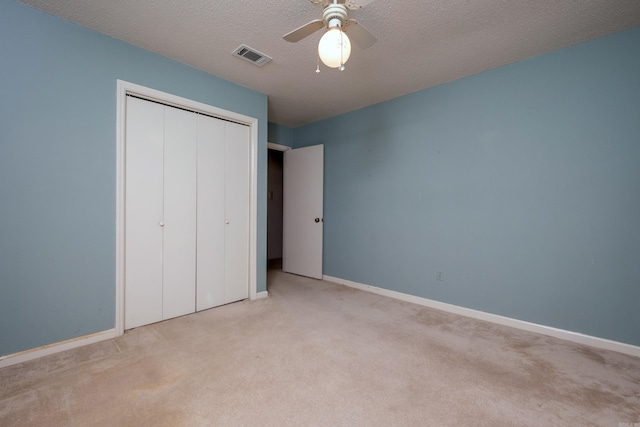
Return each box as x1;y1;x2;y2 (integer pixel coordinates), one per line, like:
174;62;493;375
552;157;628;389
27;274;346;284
232;45;272;67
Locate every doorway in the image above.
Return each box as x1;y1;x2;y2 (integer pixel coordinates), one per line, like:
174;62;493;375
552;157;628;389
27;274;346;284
267;143;324;282
267;148;284;271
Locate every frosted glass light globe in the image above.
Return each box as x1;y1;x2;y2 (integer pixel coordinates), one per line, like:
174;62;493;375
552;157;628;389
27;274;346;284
318;28;351;68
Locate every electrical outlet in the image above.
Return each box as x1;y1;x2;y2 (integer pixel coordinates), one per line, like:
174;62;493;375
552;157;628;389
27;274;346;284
437;271;444;281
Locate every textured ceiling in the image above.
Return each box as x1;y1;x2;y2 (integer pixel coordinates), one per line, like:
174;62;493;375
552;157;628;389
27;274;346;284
19;0;640;127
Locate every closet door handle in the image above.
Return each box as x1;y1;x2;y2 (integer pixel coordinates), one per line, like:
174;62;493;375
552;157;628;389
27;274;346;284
225;220;230;224
159;222;164;227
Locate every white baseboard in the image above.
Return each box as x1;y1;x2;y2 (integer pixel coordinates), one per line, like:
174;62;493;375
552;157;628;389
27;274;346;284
254;290;269;300
1;291;270;369
0;329;116;369
323;275;640;358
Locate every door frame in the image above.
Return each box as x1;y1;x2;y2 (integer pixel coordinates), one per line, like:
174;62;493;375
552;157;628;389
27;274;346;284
267;142;291;152
115;80;259;336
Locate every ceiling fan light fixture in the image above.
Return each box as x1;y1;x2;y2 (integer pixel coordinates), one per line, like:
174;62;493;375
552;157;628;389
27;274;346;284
318;27;351;69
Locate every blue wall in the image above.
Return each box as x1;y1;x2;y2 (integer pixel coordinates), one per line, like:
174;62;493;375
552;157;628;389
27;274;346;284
268;122;295;147
293;26;640;346
0;1;268;356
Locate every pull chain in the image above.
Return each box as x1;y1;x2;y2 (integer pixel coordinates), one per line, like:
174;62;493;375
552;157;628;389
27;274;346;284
339;29;345;71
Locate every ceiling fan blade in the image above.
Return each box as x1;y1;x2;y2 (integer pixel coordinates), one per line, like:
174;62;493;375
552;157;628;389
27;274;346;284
345;0;377;10
283;20;325;42
345;19;377;49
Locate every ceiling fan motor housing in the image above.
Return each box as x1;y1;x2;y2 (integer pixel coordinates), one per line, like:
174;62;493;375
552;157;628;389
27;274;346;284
323;3;348;28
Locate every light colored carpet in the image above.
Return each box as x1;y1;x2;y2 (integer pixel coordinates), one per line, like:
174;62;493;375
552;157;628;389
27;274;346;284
1;269;639;426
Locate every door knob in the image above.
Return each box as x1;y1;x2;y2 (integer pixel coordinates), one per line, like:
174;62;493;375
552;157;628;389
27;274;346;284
315;218;320;223
159;222;164;227
225;220;230;224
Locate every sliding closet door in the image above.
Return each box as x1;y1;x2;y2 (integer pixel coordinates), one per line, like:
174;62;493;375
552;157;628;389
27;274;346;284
162;106;197;320
196;115;226;311
125;97;164;329
224;122;250;303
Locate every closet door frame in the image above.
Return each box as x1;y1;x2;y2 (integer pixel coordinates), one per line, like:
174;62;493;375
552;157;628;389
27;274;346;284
115;80;259;336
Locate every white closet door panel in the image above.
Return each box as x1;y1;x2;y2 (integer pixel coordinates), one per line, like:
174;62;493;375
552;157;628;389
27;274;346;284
125;97;164;329
224;122;250;303
196;115;226;311
162;106;197;320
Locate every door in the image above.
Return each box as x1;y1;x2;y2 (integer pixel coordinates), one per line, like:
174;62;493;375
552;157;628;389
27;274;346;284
162;106;197;320
196;115;226;311
223;122;251;302
124;97;164;329
196;117;250;310
124;98;197;329
283;144;324;279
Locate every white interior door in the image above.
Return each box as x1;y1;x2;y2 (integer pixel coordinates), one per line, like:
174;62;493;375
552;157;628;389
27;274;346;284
283;144;324;279
124;97;164;329
162;106;197;320
196;115;226;311
126;99;198;326
197;117;250;309
224;122;250;302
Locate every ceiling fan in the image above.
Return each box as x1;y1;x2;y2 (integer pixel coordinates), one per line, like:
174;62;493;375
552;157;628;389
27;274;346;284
283;0;378;71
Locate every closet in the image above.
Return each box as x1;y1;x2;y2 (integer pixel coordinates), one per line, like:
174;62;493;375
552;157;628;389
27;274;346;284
124;96;249;330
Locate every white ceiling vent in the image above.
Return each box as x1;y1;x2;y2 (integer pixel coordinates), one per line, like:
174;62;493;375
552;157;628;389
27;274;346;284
232;45;272;67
